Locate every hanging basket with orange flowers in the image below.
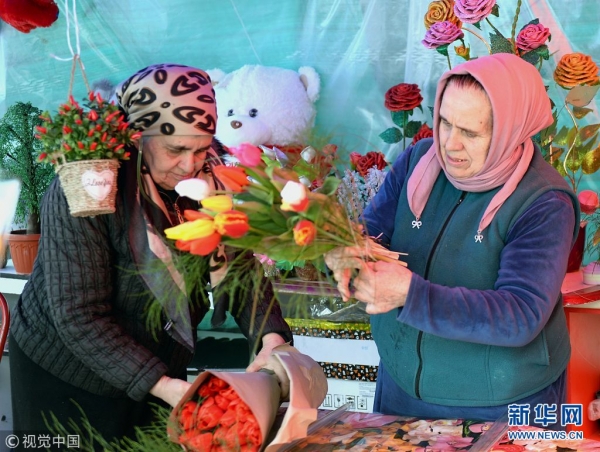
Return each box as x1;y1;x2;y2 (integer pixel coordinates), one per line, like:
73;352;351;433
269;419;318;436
35;91;141;217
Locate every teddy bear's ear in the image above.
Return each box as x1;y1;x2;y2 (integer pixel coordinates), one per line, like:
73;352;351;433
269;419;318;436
298;67;320;103
206;68;227;87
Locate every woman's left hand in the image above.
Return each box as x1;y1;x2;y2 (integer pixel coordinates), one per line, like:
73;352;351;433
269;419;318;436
351;260;413;314
246;332;288;372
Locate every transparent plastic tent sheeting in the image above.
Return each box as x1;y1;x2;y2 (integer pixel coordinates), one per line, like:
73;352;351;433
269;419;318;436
0;179;20;259
0;0;598;189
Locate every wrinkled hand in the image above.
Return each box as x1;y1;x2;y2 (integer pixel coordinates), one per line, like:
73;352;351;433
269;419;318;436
149;376;191;407
324;246;370;302
353;260;412;314
246;333;288;372
325;247;412;313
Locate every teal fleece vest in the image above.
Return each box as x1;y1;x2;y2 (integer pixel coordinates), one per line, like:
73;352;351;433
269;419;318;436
371;141;575;407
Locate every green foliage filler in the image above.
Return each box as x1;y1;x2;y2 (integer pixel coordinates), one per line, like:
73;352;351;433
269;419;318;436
0;102;55;233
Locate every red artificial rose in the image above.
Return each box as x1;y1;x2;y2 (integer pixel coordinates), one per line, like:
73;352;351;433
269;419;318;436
516;23;550;53
411;123;434;144
384;83;423;112
354;151;388;177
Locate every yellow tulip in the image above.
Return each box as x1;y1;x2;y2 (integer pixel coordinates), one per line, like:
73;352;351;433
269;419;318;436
201;195;233;213
164;218;215;241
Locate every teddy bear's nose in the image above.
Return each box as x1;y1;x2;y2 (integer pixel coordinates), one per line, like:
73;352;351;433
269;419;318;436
231;120;242;129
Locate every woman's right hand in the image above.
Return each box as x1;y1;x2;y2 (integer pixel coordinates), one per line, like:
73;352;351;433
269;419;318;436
324;246;369;301
150;376;191;407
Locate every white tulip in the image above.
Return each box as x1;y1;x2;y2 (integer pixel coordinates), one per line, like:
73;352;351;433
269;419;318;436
280;181;307;205
175;178;211;201
300;146;317;163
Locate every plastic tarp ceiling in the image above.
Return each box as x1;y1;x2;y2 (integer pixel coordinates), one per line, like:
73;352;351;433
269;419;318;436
0;0;599;175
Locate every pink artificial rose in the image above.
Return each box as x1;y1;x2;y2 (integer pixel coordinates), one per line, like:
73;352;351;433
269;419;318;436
516;23;551;52
453;0;496;24
578;189;599;215
229;142;263;167
422;21;464;49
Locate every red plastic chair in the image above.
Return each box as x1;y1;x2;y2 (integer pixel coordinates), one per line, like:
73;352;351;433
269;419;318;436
0;293;9;362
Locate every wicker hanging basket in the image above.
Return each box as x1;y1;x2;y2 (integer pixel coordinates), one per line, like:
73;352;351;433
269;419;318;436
56;158;120;217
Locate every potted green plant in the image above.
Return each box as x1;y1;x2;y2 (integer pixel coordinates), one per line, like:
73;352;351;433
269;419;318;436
0;102;55;273
35;93;141;217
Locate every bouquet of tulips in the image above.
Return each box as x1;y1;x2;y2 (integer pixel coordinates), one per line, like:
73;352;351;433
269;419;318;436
164;143;404;267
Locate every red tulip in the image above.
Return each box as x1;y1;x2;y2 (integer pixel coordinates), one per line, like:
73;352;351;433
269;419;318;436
213;166;250;193
214;210;250;238
293;219;317;246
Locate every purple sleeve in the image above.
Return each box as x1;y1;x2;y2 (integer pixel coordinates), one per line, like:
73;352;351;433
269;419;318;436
398;190;575;347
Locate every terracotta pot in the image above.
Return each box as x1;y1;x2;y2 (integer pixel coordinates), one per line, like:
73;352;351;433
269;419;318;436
8;230;40;274
567;222;586;273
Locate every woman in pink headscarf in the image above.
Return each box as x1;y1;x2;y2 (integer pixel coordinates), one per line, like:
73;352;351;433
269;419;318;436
326;53;578;424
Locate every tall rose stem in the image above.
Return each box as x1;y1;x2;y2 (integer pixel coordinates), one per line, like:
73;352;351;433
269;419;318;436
403;111;407;151
446;53;452;71
510;0;523;54
562;101;580;192
463;27;492;54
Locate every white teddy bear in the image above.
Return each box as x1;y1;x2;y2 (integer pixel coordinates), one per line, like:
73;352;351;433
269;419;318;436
207;65;320;148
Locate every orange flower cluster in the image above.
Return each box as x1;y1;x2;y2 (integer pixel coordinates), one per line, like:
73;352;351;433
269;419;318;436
424;0;462;30
178;375;262;452
553;52;600;89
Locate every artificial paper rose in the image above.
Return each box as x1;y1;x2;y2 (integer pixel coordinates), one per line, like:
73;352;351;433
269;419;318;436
424;0;462;30
350;151;388;177
453;0;496;24
454;43;471;60
516;23;551;53
384;83;423;112
412;123;434;145
422;21;464;49
229;143;263;167
554;52;600;89
578;190;600;215
214;210;250;238
280;181;309;212
213;165;250;192
293;220;317;246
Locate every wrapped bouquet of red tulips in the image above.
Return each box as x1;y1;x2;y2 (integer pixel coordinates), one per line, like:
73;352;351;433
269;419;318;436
164;143;405;266
169;345;328;451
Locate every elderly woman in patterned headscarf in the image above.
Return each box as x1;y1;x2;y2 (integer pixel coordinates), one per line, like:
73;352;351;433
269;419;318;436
10;64;292;444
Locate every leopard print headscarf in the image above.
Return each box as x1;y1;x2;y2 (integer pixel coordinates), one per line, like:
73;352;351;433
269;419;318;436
115;63;217;136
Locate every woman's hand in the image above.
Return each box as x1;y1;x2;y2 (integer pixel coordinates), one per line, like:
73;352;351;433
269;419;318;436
246;333;288;372
149;376;191;407
353;260;412;314
325;246;412;313
324;246;370;301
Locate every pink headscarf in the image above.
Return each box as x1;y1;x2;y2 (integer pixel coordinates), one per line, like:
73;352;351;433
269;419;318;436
407;53;554;238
